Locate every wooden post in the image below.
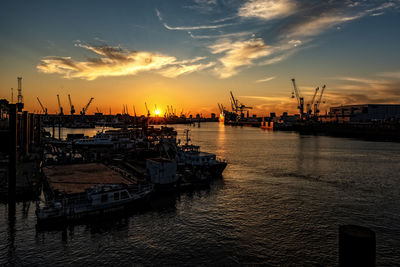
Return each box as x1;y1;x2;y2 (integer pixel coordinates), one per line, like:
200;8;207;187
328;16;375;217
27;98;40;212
339;225;376;267
8;104;17;205
29;113;34;151
22;111;29;156
35;115;41;145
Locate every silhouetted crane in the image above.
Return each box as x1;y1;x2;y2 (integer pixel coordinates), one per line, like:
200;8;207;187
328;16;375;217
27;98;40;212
81;97;94;115
57;94;64;115
68;94;75;115
291;78;304;119
36;97;47;115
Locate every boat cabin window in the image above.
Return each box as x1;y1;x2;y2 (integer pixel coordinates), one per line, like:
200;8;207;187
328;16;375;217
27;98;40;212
121;191;129;199
101;194;108;203
114;192;120;200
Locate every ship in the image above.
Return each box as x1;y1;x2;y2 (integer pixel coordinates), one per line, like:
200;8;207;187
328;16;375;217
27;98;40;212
175;129;227;179
36;183;153;224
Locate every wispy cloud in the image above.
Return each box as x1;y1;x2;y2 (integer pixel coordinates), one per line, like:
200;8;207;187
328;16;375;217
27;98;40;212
255;76;275;83
378;71;400;79
209;37;272;78
188;31;252;39
238;0;296;20
159;62;215;78
37;42;213;80
156;8;233;31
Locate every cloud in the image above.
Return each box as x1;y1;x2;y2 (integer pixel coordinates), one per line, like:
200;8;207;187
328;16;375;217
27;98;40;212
37;43;213;80
255;76;275;83
159;62;215;78
188;31;252;39
210;37;273;78
238;0;296;20
283;1;397;39
378;71;400;79
156;8;233;31
162;22;234;31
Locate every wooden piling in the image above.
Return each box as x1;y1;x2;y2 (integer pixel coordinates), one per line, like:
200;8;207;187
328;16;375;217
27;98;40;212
22;111;29;156
29;113;34;151
8;104;17;205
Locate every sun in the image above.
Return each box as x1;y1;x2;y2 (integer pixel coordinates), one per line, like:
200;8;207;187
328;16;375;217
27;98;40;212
154;109;161;116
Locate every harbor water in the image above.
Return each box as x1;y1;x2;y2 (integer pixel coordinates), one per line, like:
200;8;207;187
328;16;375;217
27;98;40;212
1;122;400;265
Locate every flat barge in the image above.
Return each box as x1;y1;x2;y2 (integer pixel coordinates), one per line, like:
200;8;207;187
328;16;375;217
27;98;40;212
37;163;153;224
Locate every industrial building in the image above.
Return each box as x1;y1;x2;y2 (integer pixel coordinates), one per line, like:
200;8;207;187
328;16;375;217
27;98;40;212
329;104;400;122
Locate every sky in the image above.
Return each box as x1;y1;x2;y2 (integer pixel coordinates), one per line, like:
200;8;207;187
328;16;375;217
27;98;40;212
0;0;400;116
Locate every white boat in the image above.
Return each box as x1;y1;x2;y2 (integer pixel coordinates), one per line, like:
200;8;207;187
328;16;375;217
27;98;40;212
36;183;153;223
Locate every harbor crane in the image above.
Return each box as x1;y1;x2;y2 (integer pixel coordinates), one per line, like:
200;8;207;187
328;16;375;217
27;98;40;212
144;102;150;117
57;94;64;115
230;91;252;118
306;87;319;115
291;78;304;119
314;85;326;116
68;94;75;115
36;97;48;115
80;97;94;115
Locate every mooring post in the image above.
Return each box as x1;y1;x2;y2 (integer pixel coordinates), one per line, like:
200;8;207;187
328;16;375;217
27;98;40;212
29;113;34;151
52;118;55;139
35;115;41;145
8;104;17;206
339;225;376;267
22;111;29;157
58;116;61;140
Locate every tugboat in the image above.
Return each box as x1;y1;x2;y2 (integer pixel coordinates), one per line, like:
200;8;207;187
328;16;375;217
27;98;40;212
36;183;153;224
175;129;227;179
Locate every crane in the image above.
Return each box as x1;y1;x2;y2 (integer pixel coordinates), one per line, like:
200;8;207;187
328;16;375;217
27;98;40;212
68;94;75;115
81;97;94;115
306;87;319;115
314;85;326;116
144;102;150;117
230;91;252;118
291;78;304;119
57;94;64;115
36;97;47;115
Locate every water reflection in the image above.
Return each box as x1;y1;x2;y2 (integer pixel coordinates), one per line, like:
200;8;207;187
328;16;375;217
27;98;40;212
7;203;16;265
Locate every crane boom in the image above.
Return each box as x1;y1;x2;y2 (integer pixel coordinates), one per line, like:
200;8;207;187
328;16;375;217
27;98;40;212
57;94;63;115
68;94;75;115
307;87;319;115
291;78;304;118
145;102;150;117
81;97;94;115
36;97;47;114
314;85;326;116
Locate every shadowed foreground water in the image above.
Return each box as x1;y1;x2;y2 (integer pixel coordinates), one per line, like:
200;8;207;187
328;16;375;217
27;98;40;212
1;122;400;266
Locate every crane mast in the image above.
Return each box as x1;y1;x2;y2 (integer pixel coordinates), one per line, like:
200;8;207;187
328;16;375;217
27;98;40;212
314;85;326;116
81;97;94;115
68;94;75;115
307;87;319;115
36;97;47;115
57;94;63;115
145;102;150;117
291;78;304;119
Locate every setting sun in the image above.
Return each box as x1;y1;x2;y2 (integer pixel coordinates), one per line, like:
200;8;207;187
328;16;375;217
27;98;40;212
154;109;161;116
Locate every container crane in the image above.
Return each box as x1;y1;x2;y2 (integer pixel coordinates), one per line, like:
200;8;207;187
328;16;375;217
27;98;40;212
68;94;75;115
57;94;64;115
80;97;94;115
314;85;326;116
306;87;319;115
144;102;150;117
36;97;47;115
230;91;252;118
291;78;304;119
